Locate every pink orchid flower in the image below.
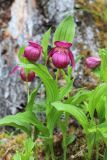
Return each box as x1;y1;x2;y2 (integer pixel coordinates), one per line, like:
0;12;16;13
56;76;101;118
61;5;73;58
47;41;75;69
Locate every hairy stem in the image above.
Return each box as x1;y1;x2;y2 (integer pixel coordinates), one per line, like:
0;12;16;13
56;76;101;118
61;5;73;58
25;82;30;102
56;69;60;82
63;134;67;160
86;135;92;160
62;113;69;160
49;137;55;160
95;132;99;160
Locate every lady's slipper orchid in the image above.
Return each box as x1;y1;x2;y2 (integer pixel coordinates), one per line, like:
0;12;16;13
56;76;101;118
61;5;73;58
86;57;101;69
24;41;42;62
9;66;35;82
47;41;75;69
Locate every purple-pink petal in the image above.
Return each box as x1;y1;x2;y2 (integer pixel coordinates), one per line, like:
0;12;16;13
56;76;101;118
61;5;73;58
47;41;75;69
24;46;40;61
20;68;35;82
54;41;72;48
86;57;101;69
46;48;55;64
24;41;42;62
52;53;69;68
68;51;75;69
9;65;21;76
29;41;42;51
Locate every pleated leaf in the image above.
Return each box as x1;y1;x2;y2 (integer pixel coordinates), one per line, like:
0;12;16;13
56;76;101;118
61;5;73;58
53;16;75;44
52;101;88;131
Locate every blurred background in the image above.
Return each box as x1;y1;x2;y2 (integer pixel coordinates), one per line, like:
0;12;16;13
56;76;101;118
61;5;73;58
0;0;107;118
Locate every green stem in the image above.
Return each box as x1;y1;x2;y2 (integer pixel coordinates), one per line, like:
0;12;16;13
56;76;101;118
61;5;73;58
86;135;92;160
96;141;99;160
95;131;99;160
60;69;66;79
86;118;96;160
63;134;67;160
45;149;50;160
56;69;60;82
49;136;55;160
25;82;30;103
63;113;69;160
35;142;38;160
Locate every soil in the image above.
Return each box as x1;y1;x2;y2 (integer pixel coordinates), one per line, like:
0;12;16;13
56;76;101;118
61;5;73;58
0;119;105;160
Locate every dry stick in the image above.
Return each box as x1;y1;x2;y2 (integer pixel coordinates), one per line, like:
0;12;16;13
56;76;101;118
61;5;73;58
2;145;17;160
70;144;86;159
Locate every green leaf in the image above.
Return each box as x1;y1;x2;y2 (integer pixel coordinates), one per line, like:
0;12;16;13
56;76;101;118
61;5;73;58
52;101;88;131
13;152;21;160
24;138;34;152
22;138;35;160
105;98;107;121
104;147;107;160
59;119;67;135
53;16;75;44
21;63;59;103
18;46;29;64
96;96;105;122
88;122;107;145
99;48;107;83
66;135;76;146
21;63;59;135
59;81;72;100
13;139;35;160
0;111;49;136
86;133;95;160
18;46;25;61
67;66;72;78
26;82;41;111
42;28;51;62
88;83;107;118
58;68;73;100
20;112;49;135
98;123;107;143
0;112;31;134
65;89;91;105
47;107;62;135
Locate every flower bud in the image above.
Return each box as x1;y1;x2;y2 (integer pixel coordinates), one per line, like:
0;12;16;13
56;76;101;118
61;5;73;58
20;68;35;82
47;41;75;69
86;57;101;69
24;41;42;62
